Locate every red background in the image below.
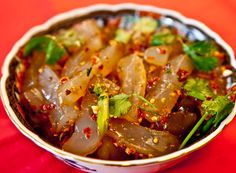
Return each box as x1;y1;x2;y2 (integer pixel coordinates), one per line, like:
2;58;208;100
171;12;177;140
0;0;236;173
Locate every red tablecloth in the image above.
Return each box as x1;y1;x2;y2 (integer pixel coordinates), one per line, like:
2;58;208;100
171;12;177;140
0;0;236;172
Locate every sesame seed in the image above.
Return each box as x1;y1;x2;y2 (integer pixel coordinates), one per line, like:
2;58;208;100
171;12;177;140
149;65;157;73
109;40;117;46
60;76;69;84
125;147;136;155
151;116;158;122
153;137;159;144
80;61;85;66
170;92;176;97
73;105;79;110
161;98;166;103
175;89;181;95
91;106;98;114
136;51;144;57
125;148;131;155
138;118;143;123
150;98;155;104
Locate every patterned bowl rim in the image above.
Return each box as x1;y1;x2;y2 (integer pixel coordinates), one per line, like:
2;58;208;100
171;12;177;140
1;3;236;167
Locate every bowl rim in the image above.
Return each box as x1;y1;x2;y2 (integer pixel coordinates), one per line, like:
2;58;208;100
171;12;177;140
1;3;236;167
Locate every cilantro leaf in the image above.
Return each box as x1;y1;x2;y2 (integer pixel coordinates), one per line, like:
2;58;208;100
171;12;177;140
133;17;158;34
151;33;176;46
93;83;104;96
24;35;66;64
202;95;233;125
186;41;217;56
115;29;132;43
109;94;132;117
183;41;218;72
97;93;109;135
180;95;233;149
94;86;132;134
184;78;215;100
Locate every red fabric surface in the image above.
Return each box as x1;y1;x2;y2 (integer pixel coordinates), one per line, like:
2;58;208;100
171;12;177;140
0;0;236;172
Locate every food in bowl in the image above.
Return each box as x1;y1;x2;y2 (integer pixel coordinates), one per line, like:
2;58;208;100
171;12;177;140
14;11;235;161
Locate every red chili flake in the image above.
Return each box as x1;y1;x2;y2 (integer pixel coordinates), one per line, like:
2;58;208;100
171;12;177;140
139;11;161;19
91;55;99;65
138;109;147;119
210;80;219;90
40;103;55;112
196;71;211;79
57;55;69;67
133;43;148;52
16;71;25;93
23;59;30;68
65;89;71;95
171;27;178;35
228;85;236;102
30;105;37;112
98;64;104;70
210;70;217;78
177;69;189;82
230;84;236;92
17;48;24;59
230;94;236;102
107;17;121;27
85;47;89;52
225;65;233;70
147;56;155;61
213;51;225;59
156;47;166;54
16;103;26;119
159;115;168;125
83;127;92;139
77;97;83;108
60;77;69;84
147;76;160;88
91;113;97;121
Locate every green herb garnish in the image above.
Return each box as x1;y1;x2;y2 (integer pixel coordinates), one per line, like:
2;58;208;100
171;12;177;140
109;94;132;117
93;83;103;96
138;106;159;115
94;85;132;134
24;35;66;64
133;17;158;34
115;29;132;43
132;93;158;110
179;95;233;149
97;92;109;135
202;95;233;126
183;41;218;72
151;33;176;46
184;78;215;100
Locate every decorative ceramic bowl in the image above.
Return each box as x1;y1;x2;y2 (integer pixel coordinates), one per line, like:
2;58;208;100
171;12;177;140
1;3;236;173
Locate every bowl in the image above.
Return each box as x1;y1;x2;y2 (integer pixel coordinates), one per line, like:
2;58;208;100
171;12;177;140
1;3;236;173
